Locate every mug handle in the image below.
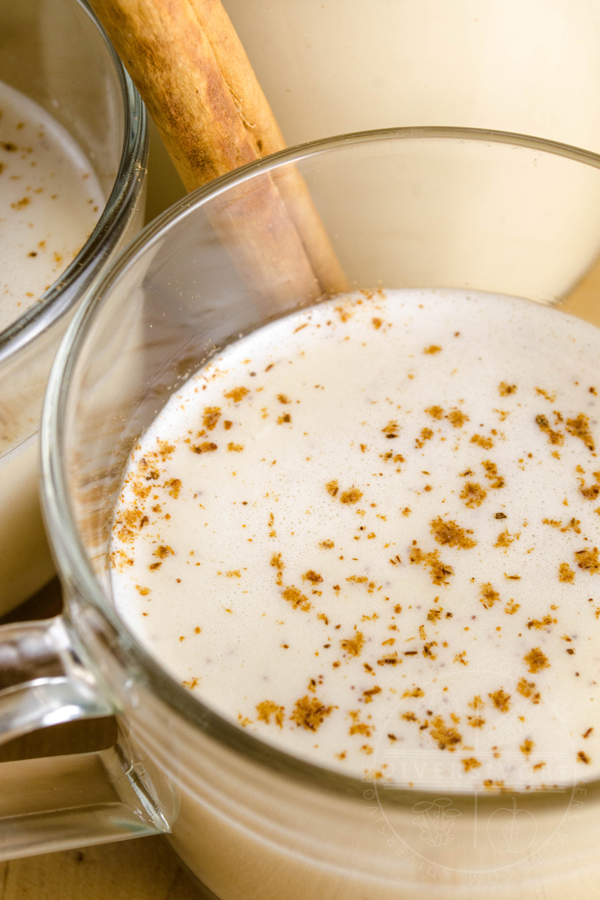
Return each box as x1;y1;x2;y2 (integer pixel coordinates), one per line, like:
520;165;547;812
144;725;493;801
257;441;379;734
0;615;168;861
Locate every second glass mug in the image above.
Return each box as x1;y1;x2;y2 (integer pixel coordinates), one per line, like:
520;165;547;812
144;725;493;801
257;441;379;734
0;0;147;613
3;130;600;898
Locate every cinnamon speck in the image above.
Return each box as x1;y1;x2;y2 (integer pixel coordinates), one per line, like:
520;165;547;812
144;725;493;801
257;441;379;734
340;632;365;658
460;482;487;508
489;689;511;712
290;696;333;731
256;700;285;727
224;387;249;402
430;516;476;549
524;648;550;674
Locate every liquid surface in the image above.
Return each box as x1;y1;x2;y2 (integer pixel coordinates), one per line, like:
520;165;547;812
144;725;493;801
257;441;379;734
0;81;103;331
112;289;600;790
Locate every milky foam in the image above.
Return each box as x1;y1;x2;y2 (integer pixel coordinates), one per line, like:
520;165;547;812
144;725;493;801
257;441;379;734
111;288;600;790
0;80;103;331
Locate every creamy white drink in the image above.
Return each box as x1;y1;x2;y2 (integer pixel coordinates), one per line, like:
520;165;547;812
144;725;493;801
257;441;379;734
223;0;600;153
112;288;600;792
0;81;103;331
0;81;104;610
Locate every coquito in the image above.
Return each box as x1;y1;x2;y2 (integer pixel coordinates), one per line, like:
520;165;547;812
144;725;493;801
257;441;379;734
0;80;103;331
0;80;103;609
111;288;600;791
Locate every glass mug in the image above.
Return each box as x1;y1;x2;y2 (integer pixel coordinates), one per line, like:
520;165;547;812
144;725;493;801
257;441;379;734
148;1;600;225
222;0;600;152
2;130;600;898
0;0;147;614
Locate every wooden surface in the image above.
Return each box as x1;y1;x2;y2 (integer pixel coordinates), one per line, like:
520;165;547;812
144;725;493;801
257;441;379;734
2;121;600;898
0;839;202;900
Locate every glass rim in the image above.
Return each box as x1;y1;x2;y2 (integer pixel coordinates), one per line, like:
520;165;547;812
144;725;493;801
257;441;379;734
0;0;148;365
42;126;600;810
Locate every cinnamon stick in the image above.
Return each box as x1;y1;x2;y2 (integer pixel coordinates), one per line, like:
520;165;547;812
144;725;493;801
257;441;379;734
89;0;348;304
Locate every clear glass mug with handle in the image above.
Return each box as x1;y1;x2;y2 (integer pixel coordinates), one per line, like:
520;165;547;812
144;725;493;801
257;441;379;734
2;129;600;899
0;0;147;614
222;0;600;153
149;2;600;228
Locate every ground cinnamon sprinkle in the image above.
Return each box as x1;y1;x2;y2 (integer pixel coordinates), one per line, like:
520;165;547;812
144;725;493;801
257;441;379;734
303;569;323;584
282;585;311;611
290;696;333;731
350;720;373;737
558;563;575;584
382;420;399;438
340;487;363;504
517;678;541;704
426;405;444;420
494;529;519;548
191;441;218;454
460;481;487;508
409;545;454;585
165;478;181;498
203;406;221;430
415;427;434;449
535;388;556;402
575;547;600;573
524;648;550;674
429;715;462;750
482;460;505;489
256;700;285;727
470;434;494;449
326;480;339;497
446;408;469;428
430;516;476;549
535;414;564;446
479;583;500;609
489;689;511;712
566;413;595;452
467;716;486;728
579;475;600;500
340;632;365;657
224;386;249;402
527;615;557;630
153;545;174;559
363;686;382;703
403;687;424;698
270;551;284;578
